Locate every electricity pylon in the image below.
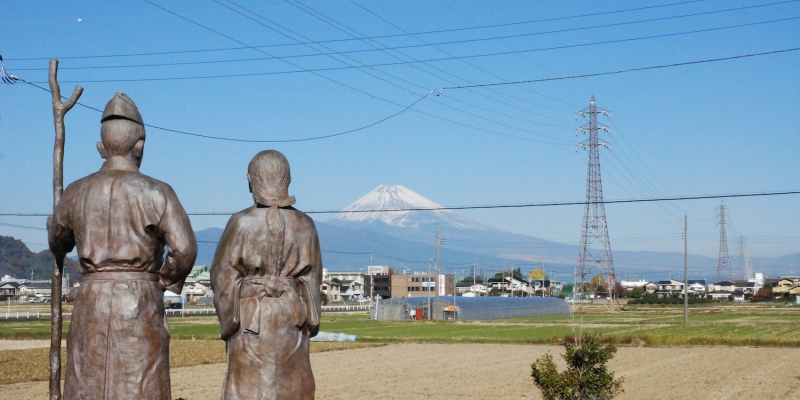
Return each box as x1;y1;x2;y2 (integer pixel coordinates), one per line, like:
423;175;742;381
716;202;732;282
574;96;617;312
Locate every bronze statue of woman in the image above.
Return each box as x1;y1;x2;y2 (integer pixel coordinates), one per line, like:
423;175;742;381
211;150;322;399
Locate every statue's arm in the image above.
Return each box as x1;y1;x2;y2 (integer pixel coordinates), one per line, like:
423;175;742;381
297;230;322;337
211;217;244;341
157;186;198;294
47;189;75;258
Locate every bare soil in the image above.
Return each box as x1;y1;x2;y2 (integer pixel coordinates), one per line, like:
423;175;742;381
1;343;798;399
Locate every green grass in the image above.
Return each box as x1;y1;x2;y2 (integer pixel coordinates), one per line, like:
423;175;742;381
3;306;800;347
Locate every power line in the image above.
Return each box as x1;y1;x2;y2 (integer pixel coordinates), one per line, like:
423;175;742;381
16;0;794;75
127;1;575;145
6;0;711;62
22;16;800;84
339;0;576;125
280;0;575;127
17;74;570;146
217;0;573;139
444;46;800;89
0;222;46;231
18;78;432;143
3;189;798;217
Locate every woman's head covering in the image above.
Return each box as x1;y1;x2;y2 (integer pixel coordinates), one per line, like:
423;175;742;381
247;150;296;207
247;150;294;275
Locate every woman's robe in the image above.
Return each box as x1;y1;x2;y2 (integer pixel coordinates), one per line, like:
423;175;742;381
211;205;322;400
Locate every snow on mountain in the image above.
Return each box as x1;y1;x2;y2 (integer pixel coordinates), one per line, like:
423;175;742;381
327;184;494;231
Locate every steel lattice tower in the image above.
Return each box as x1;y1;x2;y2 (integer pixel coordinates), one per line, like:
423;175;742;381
574;96;616;310
716;202;732;282
738;235;753;281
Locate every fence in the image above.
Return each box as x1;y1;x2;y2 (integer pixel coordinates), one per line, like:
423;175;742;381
165;308;216;316
2;311;43;320
2;305;368;320
321;305;370;312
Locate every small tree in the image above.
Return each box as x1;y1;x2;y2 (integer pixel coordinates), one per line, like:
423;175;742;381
752;283;773;302
531;334;624;400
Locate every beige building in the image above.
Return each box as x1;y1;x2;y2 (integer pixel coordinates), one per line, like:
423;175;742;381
391;274;454;298
321;280;341;302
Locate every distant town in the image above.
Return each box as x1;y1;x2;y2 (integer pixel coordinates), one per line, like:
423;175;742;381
2;265;795;311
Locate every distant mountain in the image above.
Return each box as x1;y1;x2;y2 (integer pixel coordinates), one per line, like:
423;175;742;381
328;184;494;231
325;185;581;265
193;223;513;272
0;236;81;281
190;185;799;279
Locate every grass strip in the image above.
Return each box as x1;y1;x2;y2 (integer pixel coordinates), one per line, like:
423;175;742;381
0;341;382;385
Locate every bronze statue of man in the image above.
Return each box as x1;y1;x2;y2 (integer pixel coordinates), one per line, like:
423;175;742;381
212;150;321;399
48;93;197;399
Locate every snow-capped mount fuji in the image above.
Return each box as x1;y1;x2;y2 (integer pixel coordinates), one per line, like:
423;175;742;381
327;185;494;231
189;185;730;273
326;185;574;262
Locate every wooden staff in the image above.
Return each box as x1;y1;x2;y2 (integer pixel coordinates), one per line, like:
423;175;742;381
48;59;83;400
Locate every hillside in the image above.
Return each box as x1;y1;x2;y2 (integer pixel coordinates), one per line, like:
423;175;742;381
0;236;81;281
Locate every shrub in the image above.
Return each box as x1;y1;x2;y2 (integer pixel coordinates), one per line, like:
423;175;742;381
531;334;624;400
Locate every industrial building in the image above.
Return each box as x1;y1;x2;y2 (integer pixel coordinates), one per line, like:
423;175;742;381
370;296;571;321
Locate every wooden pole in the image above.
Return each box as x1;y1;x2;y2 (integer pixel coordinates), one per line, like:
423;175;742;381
48;59;83;400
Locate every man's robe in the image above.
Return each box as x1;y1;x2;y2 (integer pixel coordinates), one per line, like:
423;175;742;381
211;205;321;400
49;166;197;400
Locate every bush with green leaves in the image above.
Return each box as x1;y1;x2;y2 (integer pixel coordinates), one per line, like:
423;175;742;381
531;334;624;400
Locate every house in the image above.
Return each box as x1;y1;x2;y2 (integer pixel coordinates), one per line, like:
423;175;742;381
708;281;737;300
18;282;54;301
339;280;364;299
321;269;367;299
687;280;707;295
182;281;210;303
455;281;472;295
487;276;531;295
469;283;489;295
321;280;341;302
185;265;211;286
655;280;684;297
642;282;658;294
530;280;564;296
0;282;21;299
620;280;649;291
734;280;757;295
773;278;795;294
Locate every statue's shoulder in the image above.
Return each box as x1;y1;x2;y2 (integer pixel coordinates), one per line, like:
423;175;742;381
291;209;316;229
121;171;180;199
285;208;318;238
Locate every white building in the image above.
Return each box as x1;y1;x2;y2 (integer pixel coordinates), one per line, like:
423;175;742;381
620;280;649;291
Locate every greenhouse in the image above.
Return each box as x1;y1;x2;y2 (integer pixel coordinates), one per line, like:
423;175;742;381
369;296;570;321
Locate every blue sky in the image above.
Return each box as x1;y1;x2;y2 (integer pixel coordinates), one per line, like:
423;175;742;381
1;0;798;270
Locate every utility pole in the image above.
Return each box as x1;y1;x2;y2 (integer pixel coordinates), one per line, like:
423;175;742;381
435;223;440;320
716;202;732;282
473;263;476;287
684;215;688;323
453;270;457;320
575;96;616;312
427;258;432;320
485;261;489;297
